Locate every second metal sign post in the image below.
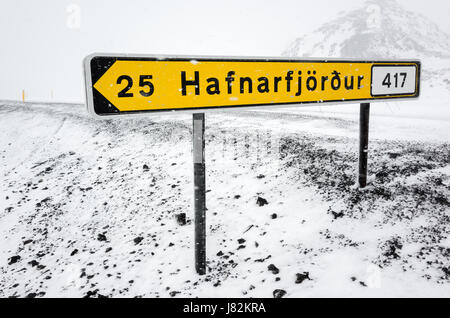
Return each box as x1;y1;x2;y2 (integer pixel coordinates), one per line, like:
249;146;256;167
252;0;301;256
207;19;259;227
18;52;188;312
193;113;206;275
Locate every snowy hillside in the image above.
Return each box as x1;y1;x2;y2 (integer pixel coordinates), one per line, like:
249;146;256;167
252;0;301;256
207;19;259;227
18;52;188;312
0;101;449;297
283;0;450;59
283;0;450;92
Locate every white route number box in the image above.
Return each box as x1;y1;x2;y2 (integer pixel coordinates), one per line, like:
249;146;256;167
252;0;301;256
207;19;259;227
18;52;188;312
371;65;417;96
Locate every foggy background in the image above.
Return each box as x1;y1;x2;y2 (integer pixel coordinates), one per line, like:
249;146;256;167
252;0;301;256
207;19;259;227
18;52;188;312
1;0;449;103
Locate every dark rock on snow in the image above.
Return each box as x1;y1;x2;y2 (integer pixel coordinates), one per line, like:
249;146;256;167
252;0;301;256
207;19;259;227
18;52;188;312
256;197;268;206
169;291;181;297
331;211;344;219
273;289;287;298
28;260;40;267
268;264;280;275
295;272;311;284
175;213;186;226
97;233;107;242
8;255;21;265
134;236;144;245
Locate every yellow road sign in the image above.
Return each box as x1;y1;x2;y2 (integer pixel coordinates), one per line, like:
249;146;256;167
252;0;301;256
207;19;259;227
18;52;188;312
84;54;420;117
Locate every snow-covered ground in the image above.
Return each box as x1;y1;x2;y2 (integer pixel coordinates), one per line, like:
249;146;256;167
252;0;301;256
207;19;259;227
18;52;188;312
0;96;449;297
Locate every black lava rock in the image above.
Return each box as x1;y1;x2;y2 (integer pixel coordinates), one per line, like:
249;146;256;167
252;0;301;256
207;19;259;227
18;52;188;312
331;211;344;219
271;213;277;219
175;213;186;226
273;289;286;298
8;255;21;265
295;272;311;284
143;164;149;171
84;290;98;298
238;238;246;244
97;233;107;242
134;236;144;245
28;260;39;267
256;197;268;206
169;291;180;297
70;249;78;256
383;237;403;259
268;264;280;275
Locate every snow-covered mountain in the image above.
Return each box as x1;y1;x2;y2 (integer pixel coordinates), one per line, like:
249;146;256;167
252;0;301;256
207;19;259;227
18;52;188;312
283;0;450;59
283;0;450;91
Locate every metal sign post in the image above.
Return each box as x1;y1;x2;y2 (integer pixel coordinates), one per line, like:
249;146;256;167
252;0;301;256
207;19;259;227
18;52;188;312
193;113;206;275
359;103;370;188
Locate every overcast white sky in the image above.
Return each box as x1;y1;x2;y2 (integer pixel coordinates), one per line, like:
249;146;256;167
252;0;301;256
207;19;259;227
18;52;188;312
0;0;449;103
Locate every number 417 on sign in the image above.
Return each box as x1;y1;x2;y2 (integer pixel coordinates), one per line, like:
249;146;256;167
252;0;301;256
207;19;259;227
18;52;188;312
371;65;417;96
